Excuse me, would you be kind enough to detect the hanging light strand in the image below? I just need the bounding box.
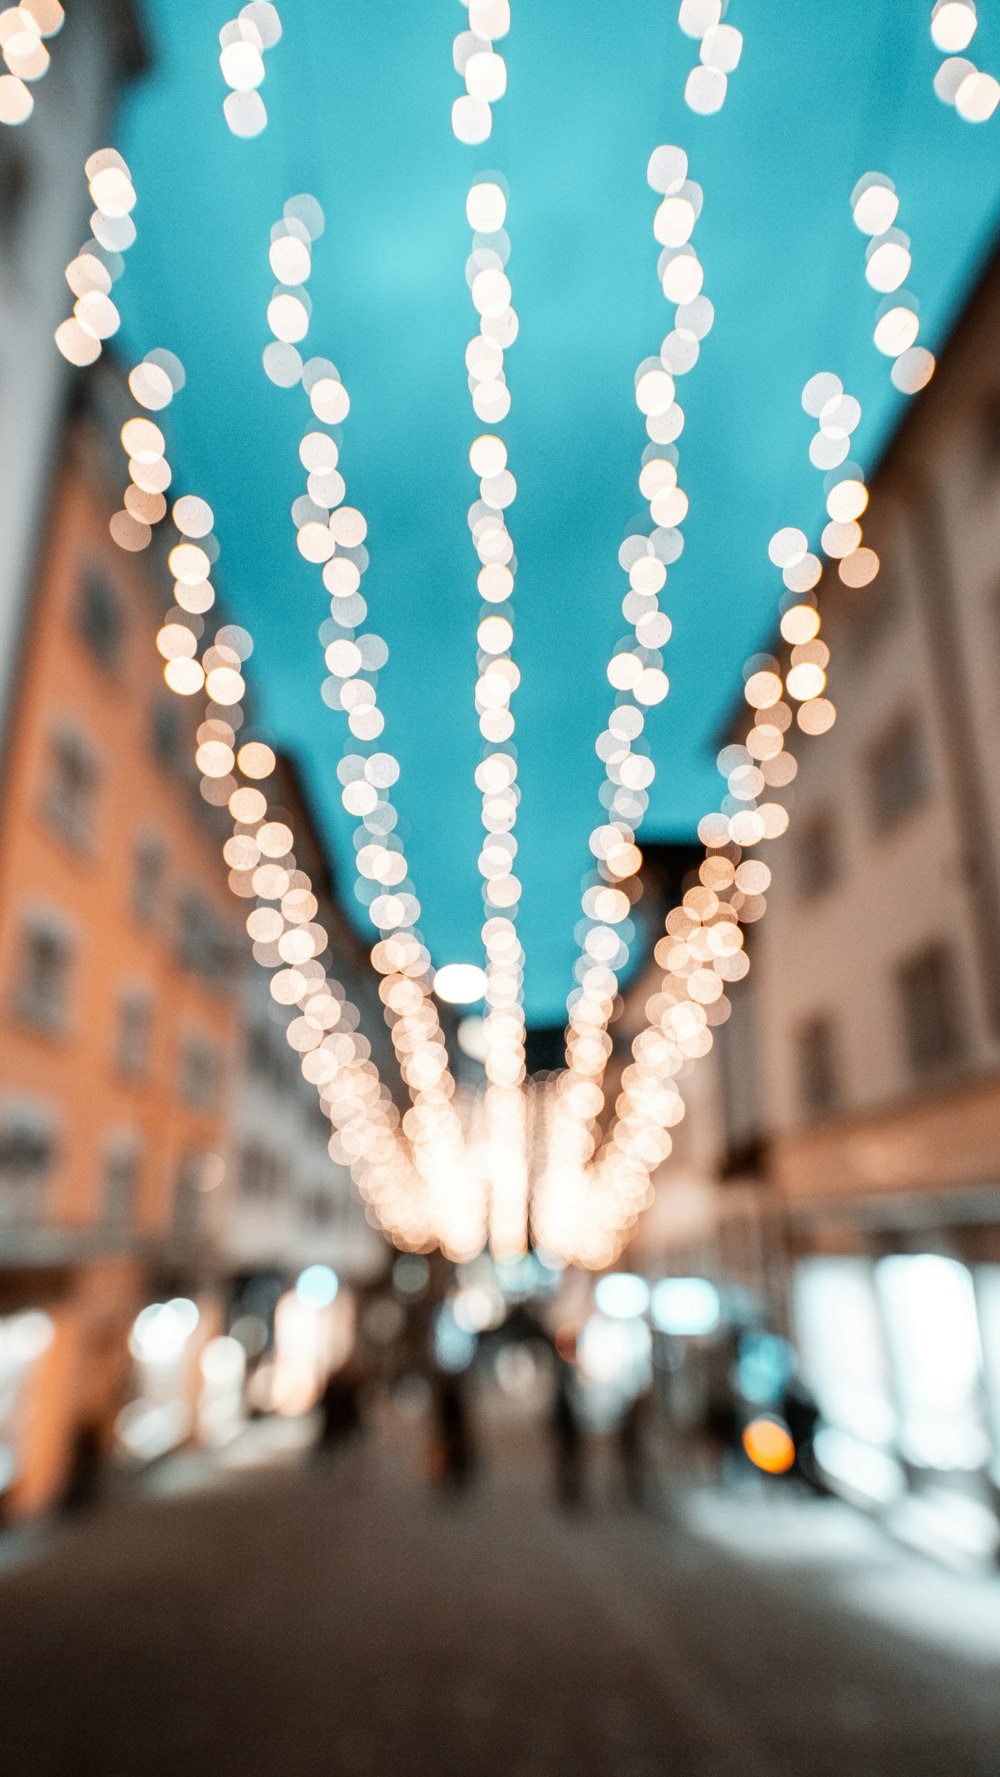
[55,147,139,369]
[104,359,437,1252]
[260,198,476,1250]
[462,169,529,1253]
[451,0,510,146]
[930,2,999,121]
[219,2,282,139]
[678,0,743,116]
[0,0,63,128]
[850,173,937,395]
[557,145,711,1169]
[540,379,873,1267]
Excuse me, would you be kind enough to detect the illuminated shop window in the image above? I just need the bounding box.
[877,1254,989,1472]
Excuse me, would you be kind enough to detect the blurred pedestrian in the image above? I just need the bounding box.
[317,1359,365,1458]
[702,1333,741,1480]
[62,1421,105,1513]
[429,1371,477,1494]
[781,1373,822,1493]
[550,1360,586,1509]
[616,1386,652,1509]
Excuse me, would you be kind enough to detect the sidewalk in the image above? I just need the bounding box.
[1,1420,998,1776]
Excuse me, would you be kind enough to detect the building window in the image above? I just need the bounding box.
[0,134,31,253]
[0,1100,56,1224]
[239,1143,284,1201]
[43,726,100,849]
[896,943,966,1078]
[13,917,74,1034]
[132,836,167,925]
[868,713,929,834]
[75,565,125,672]
[150,699,183,770]
[103,1135,140,1238]
[797,1016,840,1117]
[115,986,153,1082]
[172,1153,205,1245]
[177,890,232,984]
[797,808,839,899]
[247,1019,295,1089]
[180,1035,220,1111]
[303,1189,336,1226]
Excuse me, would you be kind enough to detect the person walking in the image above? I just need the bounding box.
[550,1360,586,1509]
[430,1371,477,1494]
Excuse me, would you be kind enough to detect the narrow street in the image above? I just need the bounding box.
[2,1421,998,1777]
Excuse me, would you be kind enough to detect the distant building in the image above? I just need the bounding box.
[708,248,1000,1537]
[0,0,145,761]
[0,371,244,1517]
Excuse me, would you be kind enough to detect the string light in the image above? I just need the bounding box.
[930,3,999,121]
[850,175,936,394]
[55,149,140,368]
[0,1,63,127]
[74,135,441,1258]
[541,378,871,1269]
[678,1,742,116]
[455,0,527,1257]
[104,354,441,1255]
[259,196,479,1255]
[451,0,510,145]
[49,47,987,1272]
[219,3,281,138]
[557,144,710,1184]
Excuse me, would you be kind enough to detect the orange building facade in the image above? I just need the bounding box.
[0,399,245,1517]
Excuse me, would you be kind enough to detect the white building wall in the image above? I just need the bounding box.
[746,383,1000,1138]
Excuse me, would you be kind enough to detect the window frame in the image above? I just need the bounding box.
[795,1013,841,1119]
[13,910,75,1036]
[867,709,930,837]
[42,722,101,852]
[895,940,967,1080]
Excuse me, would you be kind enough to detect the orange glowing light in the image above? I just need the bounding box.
[742,1416,795,1475]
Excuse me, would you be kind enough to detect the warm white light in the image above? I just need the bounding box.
[865,232,911,293]
[930,0,977,52]
[434,963,488,1004]
[873,302,919,357]
[466,180,507,232]
[955,69,1000,120]
[851,173,899,235]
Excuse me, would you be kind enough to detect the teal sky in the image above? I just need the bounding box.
[117,1,1000,1022]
